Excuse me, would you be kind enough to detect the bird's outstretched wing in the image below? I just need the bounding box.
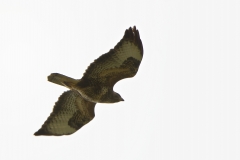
[34,90,96,136]
[81,26,143,87]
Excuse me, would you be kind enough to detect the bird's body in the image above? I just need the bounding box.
[34,26,143,136]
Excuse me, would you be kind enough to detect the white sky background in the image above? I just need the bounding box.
[0,0,240,159]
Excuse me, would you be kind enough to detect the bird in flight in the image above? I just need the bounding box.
[34,26,143,136]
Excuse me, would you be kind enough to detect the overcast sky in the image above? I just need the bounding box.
[0,0,240,160]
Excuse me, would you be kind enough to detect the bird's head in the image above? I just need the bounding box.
[111,92,124,103]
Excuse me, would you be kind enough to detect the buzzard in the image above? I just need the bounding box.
[34,26,143,136]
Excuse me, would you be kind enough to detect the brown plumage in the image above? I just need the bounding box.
[34,90,95,136]
[34,26,143,136]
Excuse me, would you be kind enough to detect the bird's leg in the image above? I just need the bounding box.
[48,73,78,89]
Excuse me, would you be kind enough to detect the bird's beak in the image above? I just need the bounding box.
[120,97,124,101]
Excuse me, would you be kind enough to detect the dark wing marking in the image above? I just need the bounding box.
[81,26,143,87]
[34,90,96,136]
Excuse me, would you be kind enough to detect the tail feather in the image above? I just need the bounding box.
[48,73,78,89]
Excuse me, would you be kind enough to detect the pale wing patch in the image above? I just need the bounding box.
[43,109,77,135]
[34,90,95,136]
[88,42,141,77]
[115,41,142,63]
[110,41,142,68]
